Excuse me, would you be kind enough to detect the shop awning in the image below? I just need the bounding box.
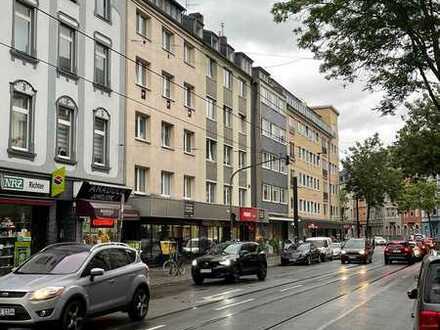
[0,197,55,206]
[76,200,140,220]
[269,216,293,222]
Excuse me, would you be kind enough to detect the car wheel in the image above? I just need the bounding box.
[128,286,149,321]
[281,258,288,266]
[192,273,204,285]
[60,299,86,330]
[320,255,325,263]
[257,265,267,281]
[408,258,414,265]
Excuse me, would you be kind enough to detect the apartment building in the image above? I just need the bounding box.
[124,0,253,263]
[0,0,128,269]
[401,210,422,237]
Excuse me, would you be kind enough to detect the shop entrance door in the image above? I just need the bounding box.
[31,206,49,254]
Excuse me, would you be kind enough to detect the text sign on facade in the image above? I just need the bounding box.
[240,207,258,222]
[184,201,195,217]
[0,174,50,194]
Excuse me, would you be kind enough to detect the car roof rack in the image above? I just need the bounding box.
[90,242,130,251]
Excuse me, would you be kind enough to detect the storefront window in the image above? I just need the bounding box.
[81,217,118,245]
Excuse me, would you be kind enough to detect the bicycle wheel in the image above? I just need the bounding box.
[175,263,186,276]
[162,260,174,275]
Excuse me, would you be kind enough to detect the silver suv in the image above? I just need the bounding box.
[0,242,150,330]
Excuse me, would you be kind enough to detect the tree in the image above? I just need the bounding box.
[397,180,440,237]
[272,1,440,115]
[342,134,402,238]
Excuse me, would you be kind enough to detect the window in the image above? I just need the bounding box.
[239,188,247,207]
[239,79,246,97]
[280,189,286,204]
[183,130,194,154]
[224,69,232,89]
[224,106,232,128]
[183,176,193,199]
[223,185,231,205]
[161,122,173,148]
[136,11,150,38]
[136,58,150,88]
[135,166,147,193]
[162,72,173,99]
[206,97,216,120]
[161,171,173,197]
[206,182,216,204]
[271,154,280,172]
[95,42,110,87]
[93,108,110,167]
[184,42,195,66]
[135,113,149,141]
[184,83,194,108]
[58,24,76,73]
[239,114,247,134]
[162,28,174,53]
[13,0,35,56]
[206,139,217,161]
[96,0,111,20]
[262,152,271,169]
[56,105,74,160]
[239,151,246,168]
[280,159,287,174]
[10,89,33,152]
[207,57,216,78]
[109,249,131,269]
[272,187,280,203]
[224,145,232,166]
[262,119,271,137]
[263,184,271,202]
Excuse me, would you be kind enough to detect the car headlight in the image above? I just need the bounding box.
[341,250,346,255]
[219,259,232,266]
[192,259,198,267]
[359,249,365,255]
[30,287,64,301]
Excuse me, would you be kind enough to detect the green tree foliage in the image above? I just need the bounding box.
[397,180,440,236]
[272,1,440,114]
[342,134,402,237]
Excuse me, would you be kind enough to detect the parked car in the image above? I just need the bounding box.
[408,255,440,329]
[280,243,321,265]
[183,238,214,256]
[0,242,150,330]
[409,241,423,260]
[373,236,387,246]
[306,237,333,262]
[340,238,374,264]
[384,240,415,265]
[191,242,267,285]
[331,242,342,259]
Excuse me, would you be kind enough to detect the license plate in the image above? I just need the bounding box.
[200,269,212,274]
[0,308,15,317]
[393,250,401,253]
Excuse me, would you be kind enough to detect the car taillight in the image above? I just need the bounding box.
[420,310,440,330]
[404,247,410,253]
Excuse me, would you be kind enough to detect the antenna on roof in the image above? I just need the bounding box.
[185,0,199,10]
[219,22,225,36]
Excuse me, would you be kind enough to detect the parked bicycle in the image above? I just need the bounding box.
[162,250,186,276]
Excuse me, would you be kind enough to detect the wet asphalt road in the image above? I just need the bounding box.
[80,246,419,330]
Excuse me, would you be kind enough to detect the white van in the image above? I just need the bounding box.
[306,237,333,262]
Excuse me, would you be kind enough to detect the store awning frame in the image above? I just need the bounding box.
[76,200,140,221]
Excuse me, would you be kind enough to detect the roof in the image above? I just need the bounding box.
[312,105,340,116]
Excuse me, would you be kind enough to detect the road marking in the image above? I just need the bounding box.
[145,325,166,330]
[202,289,243,300]
[280,285,303,292]
[214,298,255,311]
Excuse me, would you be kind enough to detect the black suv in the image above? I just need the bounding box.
[191,242,267,285]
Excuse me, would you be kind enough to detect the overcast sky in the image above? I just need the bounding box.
[179,0,405,158]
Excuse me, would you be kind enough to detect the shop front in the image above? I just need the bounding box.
[301,218,342,240]
[0,171,54,275]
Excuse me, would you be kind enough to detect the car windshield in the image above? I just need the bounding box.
[297,243,310,252]
[308,240,325,248]
[222,244,242,255]
[16,245,90,275]
[343,239,365,249]
[332,243,341,248]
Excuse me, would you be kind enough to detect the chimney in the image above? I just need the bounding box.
[189,13,204,25]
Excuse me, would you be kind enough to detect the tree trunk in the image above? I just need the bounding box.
[366,205,371,239]
[427,212,433,238]
[356,198,360,238]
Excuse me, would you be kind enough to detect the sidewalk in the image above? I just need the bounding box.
[149,255,281,288]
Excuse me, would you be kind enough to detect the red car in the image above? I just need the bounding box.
[384,241,415,265]
[423,238,434,249]
[417,241,429,257]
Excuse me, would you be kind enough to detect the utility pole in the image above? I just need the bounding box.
[356,197,360,238]
[292,177,299,240]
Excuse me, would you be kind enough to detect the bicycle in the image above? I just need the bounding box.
[162,251,186,276]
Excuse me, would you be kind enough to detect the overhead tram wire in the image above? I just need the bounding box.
[32,5,292,145]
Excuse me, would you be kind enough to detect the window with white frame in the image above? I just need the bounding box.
[136,10,150,38]
[93,108,110,167]
[183,175,193,199]
[239,79,246,97]
[58,23,76,73]
[206,97,216,120]
[206,182,216,204]
[161,122,173,148]
[262,184,271,202]
[135,166,147,193]
[95,42,110,87]
[279,158,287,174]
[183,129,194,154]
[136,58,150,88]
[162,72,173,99]
[14,0,35,56]
[184,83,194,108]
[280,189,286,204]
[206,139,217,161]
[262,118,271,137]
[239,188,247,207]
[271,154,280,172]
[135,113,149,141]
[239,151,246,168]
[207,57,216,78]
[223,68,232,89]
[56,103,75,160]
[224,145,232,166]
[262,152,271,169]
[223,185,231,205]
[162,28,174,53]
[10,84,34,153]
[184,42,195,66]
[96,0,111,20]
[161,171,173,197]
[223,106,232,128]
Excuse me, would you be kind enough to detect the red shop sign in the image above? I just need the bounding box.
[239,208,258,222]
[92,217,115,228]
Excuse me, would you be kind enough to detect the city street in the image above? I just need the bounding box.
[78,247,418,330]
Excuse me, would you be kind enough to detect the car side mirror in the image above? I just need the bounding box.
[239,250,249,257]
[407,288,418,300]
[90,268,105,281]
